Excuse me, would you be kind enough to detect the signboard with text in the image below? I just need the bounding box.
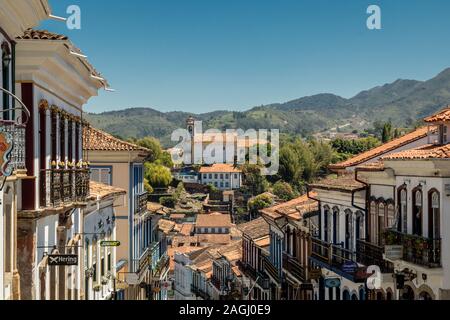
[48,254,78,266]
[100,241,121,247]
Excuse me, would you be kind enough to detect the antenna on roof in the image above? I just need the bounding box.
[70,51,88,58]
[49,14,67,22]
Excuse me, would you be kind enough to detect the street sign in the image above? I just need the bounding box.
[125,274,140,285]
[48,254,78,266]
[324,278,341,288]
[342,261,358,274]
[100,240,121,247]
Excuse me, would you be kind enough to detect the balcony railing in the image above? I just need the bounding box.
[211,276,222,291]
[311,237,365,282]
[136,247,150,279]
[39,168,90,208]
[282,252,306,282]
[262,255,280,283]
[153,252,169,277]
[0,88,30,179]
[0,121,26,174]
[135,192,148,215]
[237,261,270,290]
[356,239,394,273]
[384,229,441,268]
[191,284,209,300]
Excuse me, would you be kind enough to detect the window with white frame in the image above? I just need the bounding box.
[90,167,112,185]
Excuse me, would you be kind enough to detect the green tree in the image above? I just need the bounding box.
[144,178,154,194]
[382,122,393,143]
[242,164,269,196]
[145,163,173,189]
[248,193,274,216]
[155,151,174,168]
[278,146,302,184]
[137,137,162,163]
[272,181,296,201]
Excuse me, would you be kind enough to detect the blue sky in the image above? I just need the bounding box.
[40,0,450,114]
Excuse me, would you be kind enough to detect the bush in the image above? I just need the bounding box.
[272,181,296,201]
[160,196,176,208]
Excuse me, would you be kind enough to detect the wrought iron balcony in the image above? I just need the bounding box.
[237,261,270,290]
[356,239,394,273]
[136,247,150,279]
[0,120,26,174]
[262,255,280,283]
[282,252,306,282]
[311,237,365,282]
[135,191,148,215]
[191,284,209,300]
[39,168,90,209]
[0,88,30,180]
[211,276,222,291]
[384,229,441,268]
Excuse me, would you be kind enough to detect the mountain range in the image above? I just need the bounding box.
[86,68,450,147]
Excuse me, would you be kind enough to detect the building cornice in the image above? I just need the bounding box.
[0,0,50,38]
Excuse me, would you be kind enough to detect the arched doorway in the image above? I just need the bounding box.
[401,285,415,300]
[343,290,350,300]
[419,291,433,300]
[386,290,393,300]
[376,291,385,300]
[351,293,358,300]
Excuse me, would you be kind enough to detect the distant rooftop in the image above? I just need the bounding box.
[83,126,150,153]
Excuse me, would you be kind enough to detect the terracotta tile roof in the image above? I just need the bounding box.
[168,246,203,271]
[158,219,176,234]
[195,212,232,228]
[83,126,150,153]
[254,236,270,249]
[147,202,172,215]
[197,234,231,245]
[424,106,450,123]
[88,181,126,200]
[17,29,68,40]
[329,127,432,170]
[356,161,386,171]
[170,214,186,220]
[261,193,318,221]
[199,164,242,173]
[180,224,194,236]
[382,143,450,160]
[237,217,270,240]
[309,174,366,192]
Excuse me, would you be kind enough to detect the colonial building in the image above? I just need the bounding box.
[14,28,107,300]
[237,217,271,300]
[82,181,125,300]
[210,241,242,300]
[0,0,51,300]
[83,126,156,300]
[199,164,242,190]
[357,107,450,300]
[260,194,318,300]
[307,109,450,300]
